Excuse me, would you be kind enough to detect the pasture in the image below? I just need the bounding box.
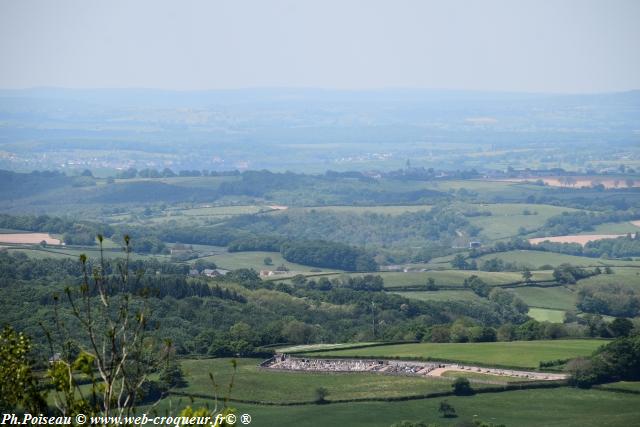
[289,205,433,215]
[152,387,640,427]
[527,308,566,323]
[576,267,640,287]
[477,250,639,268]
[196,250,339,273]
[371,270,553,289]
[464,203,579,240]
[179,358,460,404]
[393,290,483,303]
[307,340,607,369]
[509,286,577,311]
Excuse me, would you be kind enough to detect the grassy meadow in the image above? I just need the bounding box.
[151,385,640,427]
[307,340,607,369]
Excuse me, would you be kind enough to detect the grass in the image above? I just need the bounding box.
[289,205,433,215]
[440,371,526,383]
[151,387,640,427]
[577,221,640,235]
[577,267,640,287]
[276,343,379,353]
[465,203,580,240]
[179,358,458,403]
[393,290,484,302]
[527,308,566,323]
[596,381,640,392]
[510,286,577,311]
[307,340,607,369]
[477,250,640,268]
[195,251,339,273]
[365,270,553,289]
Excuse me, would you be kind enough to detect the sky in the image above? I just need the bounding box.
[0,0,639,93]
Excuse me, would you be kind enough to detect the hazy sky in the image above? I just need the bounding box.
[1,0,639,93]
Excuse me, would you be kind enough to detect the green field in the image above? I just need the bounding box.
[576,267,640,287]
[308,340,607,369]
[179,358,459,403]
[440,370,526,383]
[371,270,553,289]
[195,250,339,273]
[466,203,580,240]
[527,308,566,323]
[478,250,640,268]
[289,205,433,215]
[510,286,577,310]
[596,381,640,393]
[151,387,640,427]
[276,343,380,353]
[393,290,484,302]
[577,221,640,235]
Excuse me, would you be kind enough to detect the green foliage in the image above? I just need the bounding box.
[159,359,188,389]
[577,282,640,317]
[452,377,474,395]
[315,386,329,403]
[438,400,457,418]
[280,240,377,271]
[0,326,47,413]
[569,335,640,387]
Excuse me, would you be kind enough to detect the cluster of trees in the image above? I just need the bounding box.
[115,167,240,179]
[539,210,640,237]
[280,240,377,272]
[577,282,640,317]
[0,214,112,247]
[569,335,640,387]
[552,264,598,284]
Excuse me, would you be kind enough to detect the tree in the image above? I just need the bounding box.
[159,359,188,389]
[522,268,532,283]
[42,236,168,419]
[610,318,634,338]
[315,387,329,403]
[452,377,474,395]
[451,254,469,270]
[0,326,47,413]
[263,256,273,266]
[438,400,457,418]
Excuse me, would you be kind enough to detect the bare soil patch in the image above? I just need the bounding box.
[0,233,62,245]
[500,177,638,189]
[529,234,624,246]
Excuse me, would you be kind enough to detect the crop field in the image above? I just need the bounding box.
[509,286,577,310]
[0,232,61,245]
[307,340,607,369]
[150,387,640,427]
[392,290,484,302]
[527,307,566,323]
[477,250,640,268]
